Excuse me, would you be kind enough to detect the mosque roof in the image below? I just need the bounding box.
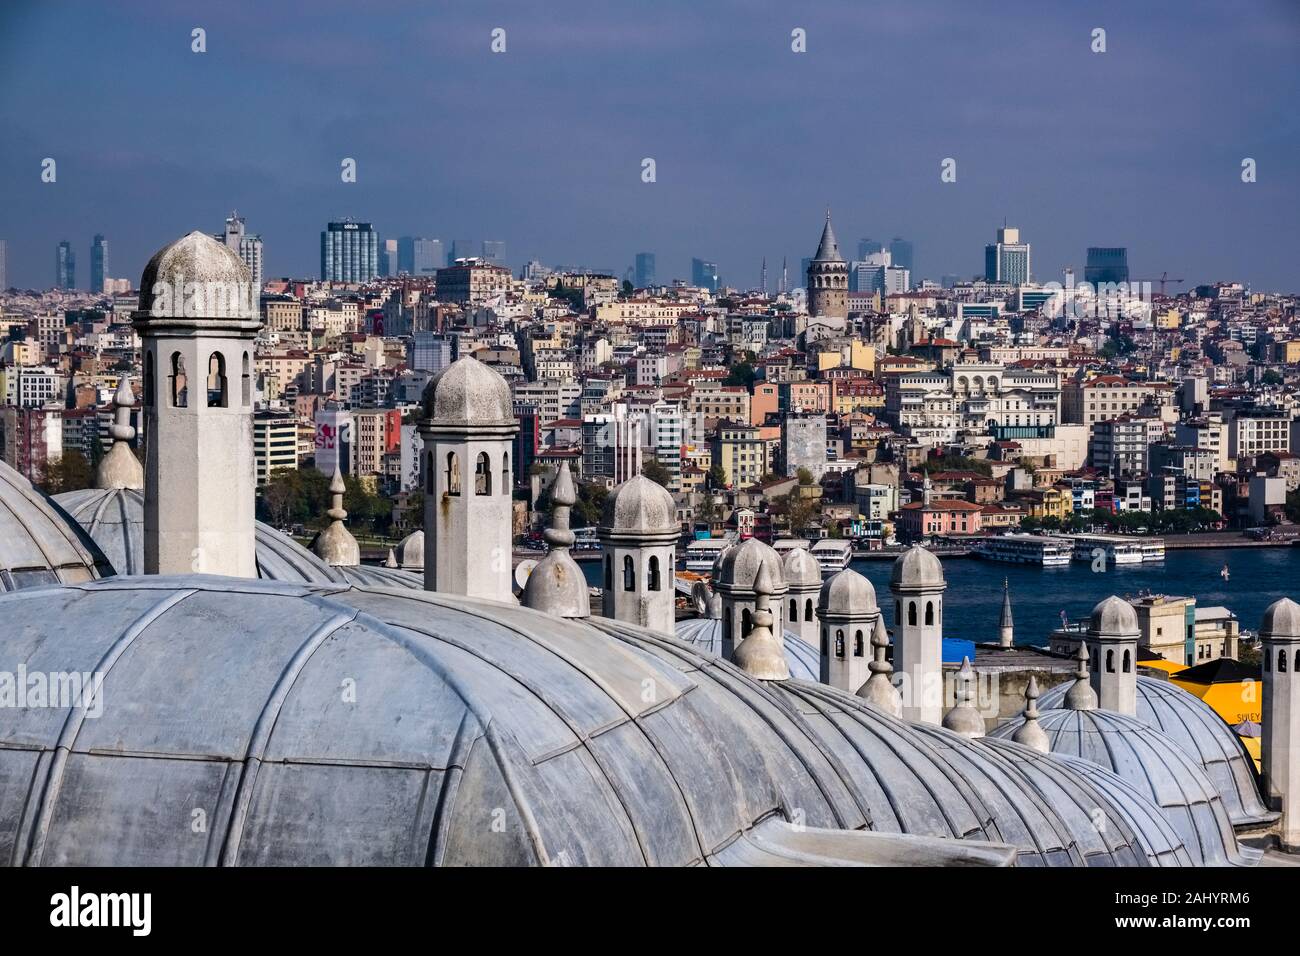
[0,461,110,591]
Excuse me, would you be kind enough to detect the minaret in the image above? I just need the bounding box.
[732,561,789,681]
[998,578,1014,648]
[597,474,677,634]
[1087,595,1139,715]
[96,377,143,491]
[806,209,848,319]
[890,545,946,724]
[419,356,518,601]
[312,466,360,566]
[942,657,984,738]
[1261,598,1300,850]
[816,567,877,693]
[780,257,788,295]
[522,462,590,619]
[759,256,768,296]
[781,547,822,648]
[134,231,260,576]
[1011,677,1049,753]
[857,614,902,717]
[1064,642,1099,711]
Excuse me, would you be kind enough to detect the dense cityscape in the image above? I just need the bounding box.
[4,2,1300,902]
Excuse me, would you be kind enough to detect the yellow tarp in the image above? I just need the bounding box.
[1140,659,1188,676]
[1169,677,1262,726]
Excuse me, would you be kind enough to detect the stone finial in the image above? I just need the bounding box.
[1011,676,1050,753]
[312,466,361,566]
[1064,641,1099,711]
[942,657,985,738]
[732,560,790,681]
[521,462,590,618]
[857,613,902,717]
[95,376,144,491]
[385,548,398,568]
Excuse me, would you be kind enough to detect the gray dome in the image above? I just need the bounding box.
[673,617,819,681]
[1090,595,1139,635]
[890,545,944,590]
[394,529,424,570]
[782,547,822,590]
[1,461,109,591]
[818,568,877,616]
[989,707,1260,866]
[1262,597,1300,638]
[714,537,786,594]
[0,574,992,867]
[136,230,256,321]
[1038,675,1273,828]
[420,356,514,426]
[599,475,676,541]
[52,486,421,589]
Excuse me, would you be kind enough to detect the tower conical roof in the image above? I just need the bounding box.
[813,210,844,262]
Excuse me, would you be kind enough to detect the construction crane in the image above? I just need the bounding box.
[1132,272,1184,296]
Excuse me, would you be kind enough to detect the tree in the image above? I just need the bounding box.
[917,455,992,477]
[1261,369,1283,387]
[723,360,756,390]
[706,463,728,490]
[796,466,814,486]
[38,450,94,495]
[641,459,672,488]
[621,279,634,296]
[1019,516,1042,532]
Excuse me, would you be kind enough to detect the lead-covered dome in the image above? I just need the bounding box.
[890,544,944,590]
[136,231,257,321]
[818,568,877,615]
[0,461,109,591]
[1090,595,1139,635]
[714,537,786,594]
[599,475,676,541]
[782,547,822,590]
[989,706,1260,866]
[673,617,820,681]
[1038,675,1273,827]
[420,356,514,426]
[1262,597,1300,637]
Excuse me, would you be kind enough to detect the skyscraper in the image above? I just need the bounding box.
[858,239,886,260]
[481,240,505,264]
[1085,247,1130,285]
[217,212,264,295]
[320,220,379,283]
[984,226,1031,285]
[398,237,443,276]
[691,257,718,293]
[380,239,400,277]
[634,252,655,288]
[55,241,75,290]
[449,239,474,265]
[890,237,914,275]
[0,240,7,291]
[91,234,108,293]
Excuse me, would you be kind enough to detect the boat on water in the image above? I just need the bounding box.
[683,536,733,572]
[771,538,811,559]
[974,533,1072,567]
[810,538,853,575]
[1068,533,1148,566]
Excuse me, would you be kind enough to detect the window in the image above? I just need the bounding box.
[648,555,661,592]
[241,352,252,405]
[475,452,492,495]
[835,629,844,658]
[170,352,188,407]
[604,555,613,591]
[1123,649,1131,673]
[1280,650,1288,673]
[1106,649,1115,673]
[853,630,864,657]
[207,352,227,408]
[805,598,814,622]
[445,452,461,496]
[908,602,917,627]
[742,608,752,636]
[789,599,798,622]
[501,452,510,495]
[925,601,934,626]
[623,555,635,592]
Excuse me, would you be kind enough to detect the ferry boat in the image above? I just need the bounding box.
[974,534,1072,567]
[1139,538,1166,563]
[810,539,853,575]
[1068,534,1146,566]
[684,537,733,572]
[771,538,811,559]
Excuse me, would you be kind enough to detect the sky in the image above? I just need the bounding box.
[2,0,1299,292]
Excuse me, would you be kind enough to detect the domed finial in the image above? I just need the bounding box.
[942,657,985,738]
[312,466,360,566]
[732,560,790,681]
[522,462,590,618]
[1064,641,1098,711]
[94,376,144,490]
[857,613,902,716]
[1011,676,1050,753]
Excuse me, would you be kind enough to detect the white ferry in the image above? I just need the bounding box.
[772,538,811,559]
[810,539,853,575]
[974,534,1072,567]
[684,537,733,572]
[1139,538,1166,563]
[1068,534,1146,566]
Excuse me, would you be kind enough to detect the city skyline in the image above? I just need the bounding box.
[1,1,1298,291]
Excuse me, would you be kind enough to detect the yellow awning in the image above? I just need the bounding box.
[1169,677,1262,726]
[1140,659,1188,676]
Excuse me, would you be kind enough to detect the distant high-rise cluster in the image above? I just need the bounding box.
[321,220,378,283]
[984,226,1031,285]
[90,234,108,293]
[55,240,75,290]
[634,252,655,288]
[691,257,718,293]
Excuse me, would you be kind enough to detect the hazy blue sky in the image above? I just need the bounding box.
[2,0,1298,291]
